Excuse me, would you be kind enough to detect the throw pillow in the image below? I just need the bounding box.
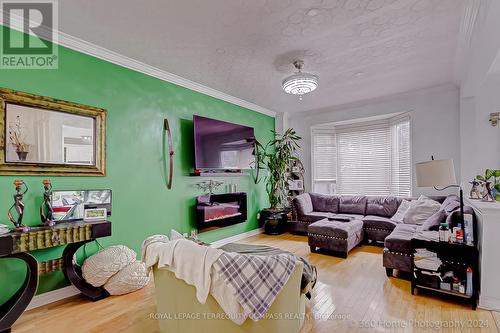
[390,199,411,223]
[421,209,446,231]
[403,196,441,225]
[82,245,136,287]
[103,260,150,295]
[170,229,185,240]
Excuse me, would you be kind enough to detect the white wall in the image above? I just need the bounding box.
[459,0,500,183]
[288,84,460,197]
[460,74,500,183]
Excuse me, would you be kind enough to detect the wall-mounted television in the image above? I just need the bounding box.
[194,115,255,170]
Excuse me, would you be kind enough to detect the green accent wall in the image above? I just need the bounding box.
[0,26,274,304]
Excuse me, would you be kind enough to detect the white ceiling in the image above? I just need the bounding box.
[58,0,466,114]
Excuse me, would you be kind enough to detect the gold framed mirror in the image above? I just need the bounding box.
[0,88,106,176]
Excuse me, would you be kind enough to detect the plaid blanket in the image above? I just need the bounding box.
[214,252,297,321]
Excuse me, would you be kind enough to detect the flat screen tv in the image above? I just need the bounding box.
[194,115,255,170]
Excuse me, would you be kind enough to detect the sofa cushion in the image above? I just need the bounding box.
[441,195,459,208]
[403,196,441,225]
[391,199,411,223]
[362,215,397,231]
[301,212,330,223]
[384,224,419,254]
[339,195,367,215]
[309,193,340,213]
[308,219,364,239]
[421,209,446,231]
[294,193,313,216]
[366,196,401,218]
[445,205,473,226]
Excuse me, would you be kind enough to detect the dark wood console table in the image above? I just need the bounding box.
[0,220,111,333]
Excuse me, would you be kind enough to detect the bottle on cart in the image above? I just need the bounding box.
[466,267,473,296]
[439,223,450,242]
[456,223,464,244]
[464,213,474,245]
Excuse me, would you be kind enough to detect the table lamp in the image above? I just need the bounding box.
[415,157,464,227]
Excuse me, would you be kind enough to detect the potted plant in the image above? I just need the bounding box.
[475,169,500,202]
[254,128,301,234]
[8,115,29,161]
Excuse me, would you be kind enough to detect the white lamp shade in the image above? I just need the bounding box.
[415,159,457,187]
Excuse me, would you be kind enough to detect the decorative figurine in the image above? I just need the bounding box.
[475,169,500,202]
[40,179,55,226]
[482,181,495,202]
[469,179,482,199]
[8,180,29,231]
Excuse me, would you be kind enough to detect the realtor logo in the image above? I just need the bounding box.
[1,0,58,69]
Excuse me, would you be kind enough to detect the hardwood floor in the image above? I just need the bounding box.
[13,233,500,333]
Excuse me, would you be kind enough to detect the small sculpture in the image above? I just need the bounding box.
[8,180,29,231]
[195,180,224,195]
[469,179,482,199]
[40,179,55,226]
[482,181,495,202]
[475,169,500,202]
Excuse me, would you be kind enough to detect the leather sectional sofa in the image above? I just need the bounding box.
[291,193,472,276]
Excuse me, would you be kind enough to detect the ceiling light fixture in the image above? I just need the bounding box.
[282,60,319,100]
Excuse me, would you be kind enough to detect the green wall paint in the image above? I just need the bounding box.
[0,26,274,304]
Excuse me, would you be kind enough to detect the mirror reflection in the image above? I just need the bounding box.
[5,103,95,165]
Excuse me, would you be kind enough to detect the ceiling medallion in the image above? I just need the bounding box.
[282,60,319,100]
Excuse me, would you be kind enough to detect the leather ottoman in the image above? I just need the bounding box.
[307,218,364,258]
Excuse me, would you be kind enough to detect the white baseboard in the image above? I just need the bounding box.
[210,228,263,248]
[26,285,80,311]
[26,228,263,311]
[479,296,500,312]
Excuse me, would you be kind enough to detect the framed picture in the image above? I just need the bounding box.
[83,208,107,221]
[288,179,304,191]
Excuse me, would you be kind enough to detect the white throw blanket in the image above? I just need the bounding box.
[143,238,224,304]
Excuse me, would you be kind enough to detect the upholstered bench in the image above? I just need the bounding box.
[307,218,364,258]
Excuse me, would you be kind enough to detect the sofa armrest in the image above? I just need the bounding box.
[153,261,305,333]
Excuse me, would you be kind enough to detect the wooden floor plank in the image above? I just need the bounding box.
[12,233,498,333]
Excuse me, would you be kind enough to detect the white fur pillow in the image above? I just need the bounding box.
[391,200,411,223]
[403,196,441,225]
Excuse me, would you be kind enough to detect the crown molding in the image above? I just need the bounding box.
[0,16,276,117]
[57,32,276,117]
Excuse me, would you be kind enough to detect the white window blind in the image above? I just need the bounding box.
[336,122,391,195]
[311,129,336,194]
[312,115,412,197]
[390,116,411,197]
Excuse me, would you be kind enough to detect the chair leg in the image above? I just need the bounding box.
[385,267,393,277]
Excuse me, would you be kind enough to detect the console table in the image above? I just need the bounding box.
[0,220,112,333]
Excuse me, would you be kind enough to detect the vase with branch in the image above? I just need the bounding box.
[254,128,301,234]
[9,115,30,161]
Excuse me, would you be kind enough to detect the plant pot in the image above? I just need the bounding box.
[259,209,288,235]
[16,151,28,161]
